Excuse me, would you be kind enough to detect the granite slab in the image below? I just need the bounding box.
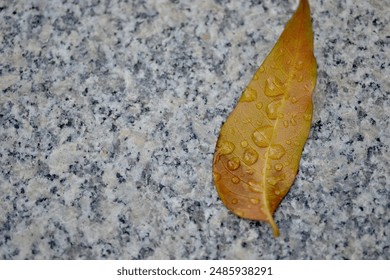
[0,0,389,259]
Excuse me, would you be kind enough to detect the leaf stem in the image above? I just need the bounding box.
[269,217,280,237]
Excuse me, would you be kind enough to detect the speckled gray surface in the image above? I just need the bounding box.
[0,0,389,259]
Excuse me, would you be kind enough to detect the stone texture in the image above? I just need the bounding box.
[0,0,389,259]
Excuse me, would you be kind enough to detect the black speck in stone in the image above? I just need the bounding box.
[158,183,165,192]
[357,108,367,119]
[118,215,127,224]
[45,173,59,181]
[367,146,381,161]
[110,123,117,132]
[29,14,43,29]
[35,197,48,206]
[37,160,50,176]
[48,239,56,249]
[128,116,136,124]
[137,247,154,259]
[116,172,126,183]
[325,80,338,96]
[133,61,141,73]
[313,120,322,132]
[300,231,310,243]
[346,139,353,145]
[31,246,39,255]
[249,221,261,229]
[4,235,11,242]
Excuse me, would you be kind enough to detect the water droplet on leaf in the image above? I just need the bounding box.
[269,144,286,160]
[227,157,241,171]
[243,148,259,165]
[240,87,257,102]
[266,100,281,120]
[232,177,240,184]
[240,140,248,148]
[251,126,273,148]
[220,141,235,155]
[250,198,260,205]
[274,163,283,171]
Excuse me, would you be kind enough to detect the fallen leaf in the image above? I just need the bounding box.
[212,0,317,237]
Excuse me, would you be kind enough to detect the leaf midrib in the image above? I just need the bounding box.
[261,4,307,234]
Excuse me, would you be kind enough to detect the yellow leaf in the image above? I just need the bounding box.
[212,0,317,237]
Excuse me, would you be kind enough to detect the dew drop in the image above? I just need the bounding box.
[267,174,286,186]
[231,198,238,204]
[250,198,260,205]
[251,126,272,148]
[235,210,244,217]
[266,100,281,120]
[269,144,286,160]
[243,117,252,124]
[286,140,291,145]
[227,157,240,171]
[243,148,259,165]
[240,87,257,102]
[265,78,284,97]
[267,177,279,186]
[278,113,284,119]
[290,96,298,104]
[304,113,312,121]
[274,76,285,87]
[232,176,240,184]
[213,172,221,181]
[245,168,255,175]
[283,120,289,128]
[216,138,222,148]
[266,77,275,90]
[274,163,283,171]
[240,140,248,148]
[274,190,281,195]
[290,118,297,126]
[295,60,304,70]
[259,65,265,73]
[256,102,263,109]
[297,74,303,82]
[248,180,262,193]
[219,141,235,155]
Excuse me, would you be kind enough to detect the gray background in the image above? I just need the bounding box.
[0,0,389,259]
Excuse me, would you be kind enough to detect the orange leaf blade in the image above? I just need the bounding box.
[213,0,317,237]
